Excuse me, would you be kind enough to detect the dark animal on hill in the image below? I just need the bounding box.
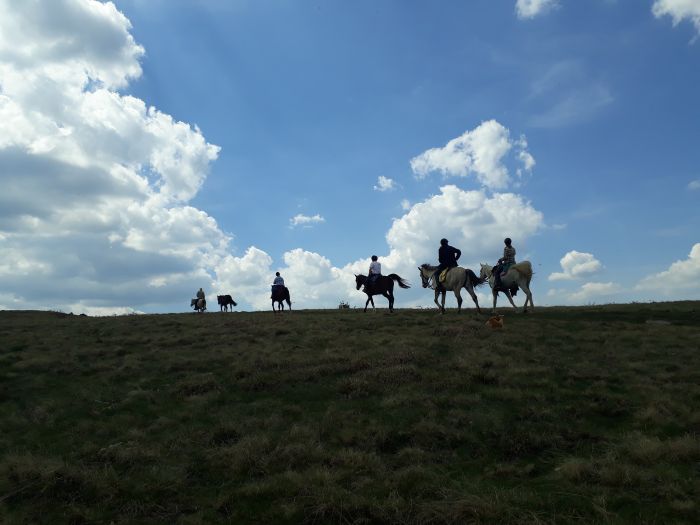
[354,274,410,313]
[271,286,291,312]
[217,294,237,312]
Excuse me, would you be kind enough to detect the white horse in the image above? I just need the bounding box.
[418,264,485,314]
[479,262,534,313]
[190,298,206,313]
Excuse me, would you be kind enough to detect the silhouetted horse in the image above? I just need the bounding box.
[217,294,237,312]
[418,264,485,314]
[355,274,410,313]
[271,286,291,312]
[190,298,206,312]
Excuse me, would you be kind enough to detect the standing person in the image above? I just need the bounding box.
[364,255,382,292]
[494,237,516,290]
[271,272,284,295]
[196,287,206,310]
[435,238,461,286]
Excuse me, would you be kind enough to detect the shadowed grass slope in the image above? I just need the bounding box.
[0,302,699,524]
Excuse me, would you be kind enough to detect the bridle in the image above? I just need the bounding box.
[418,267,438,290]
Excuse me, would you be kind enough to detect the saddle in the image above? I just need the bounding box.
[439,268,451,283]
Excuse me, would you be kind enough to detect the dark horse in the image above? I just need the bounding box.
[271,286,291,312]
[355,274,410,313]
[217,294,237,312]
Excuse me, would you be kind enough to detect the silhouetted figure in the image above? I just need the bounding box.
[434,238,461,287]
[493,238,516,290]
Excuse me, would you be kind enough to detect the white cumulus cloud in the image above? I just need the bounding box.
[374,175,396,192]
[289,213,325,228]
[214,246,356,311]
[568,282,621,303]
[409,120,535,190]
[653,0,700,34]
[0,0,225,314]
[384,185,544,272]
[516,0,559,19]
[549,250,603,281]
[636,243,700,293]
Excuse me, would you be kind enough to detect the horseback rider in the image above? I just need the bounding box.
[195,287,206,310]
[435,238,461,287]
[493,237,516,290]
[364,255,382,292]
[271,272,285,296]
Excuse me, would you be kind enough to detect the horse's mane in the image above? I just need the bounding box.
[420,263,437,271]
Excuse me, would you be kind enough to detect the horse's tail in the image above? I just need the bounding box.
[464,268,487,289]
[387,273,411,289]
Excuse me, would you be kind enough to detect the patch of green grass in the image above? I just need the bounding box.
[0,303,699,523]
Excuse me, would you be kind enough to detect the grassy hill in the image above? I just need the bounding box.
[1,303,699,524]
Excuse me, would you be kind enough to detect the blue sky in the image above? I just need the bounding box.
[1,0,699,313]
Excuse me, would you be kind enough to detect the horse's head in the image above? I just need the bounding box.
[354,274,364,290]
[418,265,432,288]
[479,263,492,280]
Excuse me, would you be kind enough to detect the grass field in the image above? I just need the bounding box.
[1,302,699,524]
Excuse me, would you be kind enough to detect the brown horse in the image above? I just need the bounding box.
[217,294,237,312]
[271,286,291,312]
[355,274,410,313]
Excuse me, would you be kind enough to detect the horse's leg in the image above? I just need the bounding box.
[364,294,371,312]
[491,288,498,313]
[465,283,481,313]
[440,290,446,314]
[504,289,518,310]
[433,290,441,311]
[454,289,463,313]
[383,291,393,312]
[520,280,534,312]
